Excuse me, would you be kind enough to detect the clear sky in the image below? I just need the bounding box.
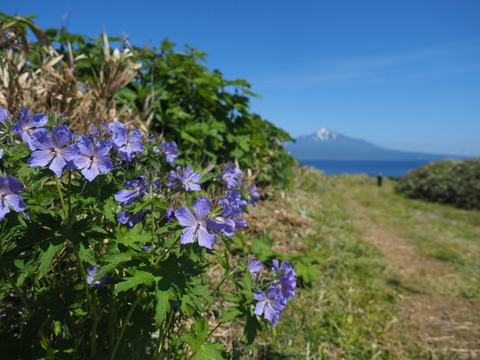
[3,0,480,156]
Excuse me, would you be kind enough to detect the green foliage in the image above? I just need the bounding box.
[120,38,295,188]
[0,12,295,189]
[0,107,300,359]
[396,158,480,209]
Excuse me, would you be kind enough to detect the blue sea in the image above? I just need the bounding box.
[300,159,439,177]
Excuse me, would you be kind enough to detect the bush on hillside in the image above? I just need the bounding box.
[396,158,480,209]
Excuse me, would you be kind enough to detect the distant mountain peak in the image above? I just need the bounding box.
[315,128,338,141]
[298,128,339,142]
[286,128,455,160]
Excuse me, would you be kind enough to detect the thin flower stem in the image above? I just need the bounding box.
[150,203,155,250]
[205,267,240,312]
[72,243,99,355]
[154,309,175,359]
[54,176,68,222]
[110,287,145,360]
[206,322,221,342]
[67,171,72,225]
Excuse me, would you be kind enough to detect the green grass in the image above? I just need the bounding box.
[251,171,399,359]
[246,168,480,359]
[351,180,480,300]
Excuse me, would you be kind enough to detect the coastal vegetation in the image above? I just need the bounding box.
[1,13,479,359]
[396,158,480,210]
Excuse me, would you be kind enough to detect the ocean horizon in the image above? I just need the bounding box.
[300,159,444,177]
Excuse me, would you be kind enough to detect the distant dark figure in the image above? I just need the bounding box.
[377,173,383,187]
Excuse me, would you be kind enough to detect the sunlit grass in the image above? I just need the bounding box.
[246,168,480,359]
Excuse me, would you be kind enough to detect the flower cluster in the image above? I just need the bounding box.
[248,258,297,327]
[0,175,26,221]
[0,108,183,220]
[114,176,151,228]
[221,163,242,189]
[1,106,295,330]
[153,140,179,165]
[167,166,201,191]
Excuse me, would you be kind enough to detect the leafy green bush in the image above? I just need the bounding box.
[0,108,297,359]
[396,158,480,209]
[0,13,295,189]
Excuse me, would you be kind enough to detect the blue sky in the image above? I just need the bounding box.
[4,0,480,156]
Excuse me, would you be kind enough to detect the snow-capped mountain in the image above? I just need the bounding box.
[286,128,455,160]
[298,128,339,142]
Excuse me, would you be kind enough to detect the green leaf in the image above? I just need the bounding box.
[114,270,156,294]
[154,290,170,327]
[37,243,62,277]
[219,307,243,323]
[192,343,225,360]
[115,225,151,246]
[244,313,262,345]
[250,235,274,262]
[78,243,95,265]
[104,252,133,265]
[180,130,200,145]
[114,87,138,103]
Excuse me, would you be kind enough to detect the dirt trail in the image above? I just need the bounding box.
[344,188,480,359]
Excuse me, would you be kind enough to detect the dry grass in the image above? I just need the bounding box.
[0,17,146,134]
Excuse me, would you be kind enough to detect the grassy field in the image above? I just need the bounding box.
[243,167,480,359]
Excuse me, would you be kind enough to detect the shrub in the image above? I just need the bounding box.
[0,13,295,189]
[0,108,297,359]
[396,158,480,209]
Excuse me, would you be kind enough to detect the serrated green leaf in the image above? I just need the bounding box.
[78,243,95,265]
[37,243,62,277]
[103,200,116,222]
[244,313,262,345]
[115,225,151,246]
[104,252,133,265]
[192,343,225,360]
[114,270,156,294]
[219,307,243,323]
[154,290,170,327]
[180,130,199,145]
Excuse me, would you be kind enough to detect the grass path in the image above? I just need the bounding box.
[342,179,480,359]
[245,169,479,359]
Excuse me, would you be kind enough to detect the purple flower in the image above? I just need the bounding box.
[250,185,260,207]
[88,124,99,140]
[213,191,248,236]
[0,108,12,129]
[71,135,114,182]
[254,287,286,327]
[174,197,218,249]
[155,141,179,165]
[12,108,48,150]
[276,273,297,300]
[114,176,150,206]
[117,210,147,228]
[86,266,109,288]
[0,149,3,159]
[27,126,79,178]
[109,121,144,161]
[164,208,175,223]
[247,258,264,279]
[221,163,242,189]
[0,175,26,221]
[272,260,295,276]
[180,166,201,191]
[272,260,297,300]
[168,166,201,191]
